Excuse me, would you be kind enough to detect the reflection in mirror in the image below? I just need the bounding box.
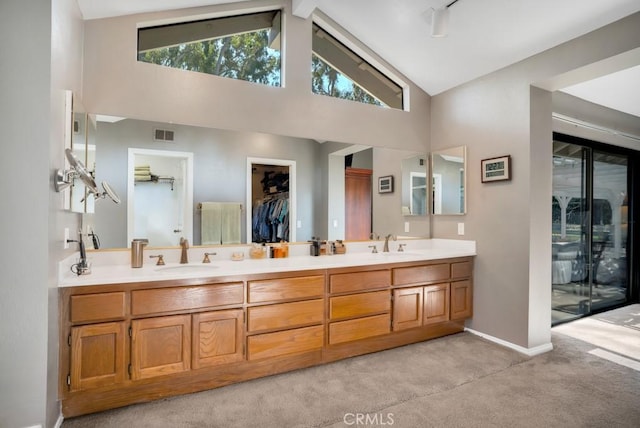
[127,148,193,247]
[88,117,329,249]
[431,146,466,215]
[401,155,428,216]
[70,111,97,213]
[84,115,427,250]
[247,158,296,244]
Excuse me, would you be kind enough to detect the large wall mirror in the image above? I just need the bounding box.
[81,115,427,249]
[431,146,467,215]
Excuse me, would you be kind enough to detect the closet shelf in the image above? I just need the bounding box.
[134,176,175,190]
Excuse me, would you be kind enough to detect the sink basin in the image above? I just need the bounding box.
[155,264,219,273]
[378,252,421,257]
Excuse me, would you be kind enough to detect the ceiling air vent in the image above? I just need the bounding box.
[154,128,175,142]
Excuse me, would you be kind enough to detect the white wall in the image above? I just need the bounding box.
[432,12,640,350]
[0,0,84,426]
[48,1,86,426]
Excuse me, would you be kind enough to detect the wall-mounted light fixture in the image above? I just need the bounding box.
[431,0,460,38]
[55,148,120,203]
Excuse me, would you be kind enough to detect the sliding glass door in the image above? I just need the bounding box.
[552,137,630,325]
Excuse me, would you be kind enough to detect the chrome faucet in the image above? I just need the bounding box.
[383,234,395,253]
[180,237,189,264]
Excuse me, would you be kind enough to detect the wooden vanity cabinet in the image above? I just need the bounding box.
[450,280,472,320]
[450,260,473,320]
[423,283,450,325]
[192,309,244,369]
[246,274,325,360]
[60,280,247,415]
[392,283,450,331]
[65,291,128,392]
[130,314,191,380]
[327,269,391,345]
[392,258,473,331]
[60,258,473,418]
[69,321,127,391]
[391,286,423,331]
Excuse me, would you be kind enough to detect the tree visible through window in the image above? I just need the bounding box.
[311,23,404,110]
[137,11,281,87]
[311,56,383,107]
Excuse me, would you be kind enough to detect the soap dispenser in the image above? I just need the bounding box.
[131,239,149,268]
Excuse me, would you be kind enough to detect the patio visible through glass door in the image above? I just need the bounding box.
[551,140,629,325]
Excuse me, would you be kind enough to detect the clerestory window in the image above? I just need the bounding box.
[311,23,404,110]
[137,11,282,87]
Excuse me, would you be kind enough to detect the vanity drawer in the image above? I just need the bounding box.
[131,283,243,315]
[70,292,126,323]
[329,290,390,321]
[248,275,324,303]
[329,313,391,345]
[451,260,472,279]
[247,325,324,360]
[329,270,390,294]
[247,299,324,333]
[392,264,450,285]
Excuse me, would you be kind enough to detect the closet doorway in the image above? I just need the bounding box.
[246,157,296,243]
[551,133,633,325]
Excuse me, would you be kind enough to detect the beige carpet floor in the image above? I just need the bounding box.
[62,315,640,428]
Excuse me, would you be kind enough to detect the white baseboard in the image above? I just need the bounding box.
[55,413,64,428]
[465,328,554,357]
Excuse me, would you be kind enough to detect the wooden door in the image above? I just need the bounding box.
[392,287,423,331]
[192,309,244,369]
[450,280,473,320]
[131,315,191,380]
[69,322,126,391]
[423,283,450,325]
[345,167,372,240]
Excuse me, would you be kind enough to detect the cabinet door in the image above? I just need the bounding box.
[392,287,423,331]
[450,280,472,320]
[193,309,244,369]
[423,283,450,325]
[70,322,126,391]
[131,315,191,380]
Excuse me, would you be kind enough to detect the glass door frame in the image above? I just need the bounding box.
[552,132,639,325]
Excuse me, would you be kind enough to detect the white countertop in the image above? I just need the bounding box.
[58,239,476,287]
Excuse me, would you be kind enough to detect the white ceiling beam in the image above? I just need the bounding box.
[292,0,318,19]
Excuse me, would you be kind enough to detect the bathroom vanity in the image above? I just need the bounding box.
[58,241,474,417]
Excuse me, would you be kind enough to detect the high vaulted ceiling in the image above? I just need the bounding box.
[76,0,640,117]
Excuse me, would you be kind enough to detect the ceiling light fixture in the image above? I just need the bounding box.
[431,0,460,38]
